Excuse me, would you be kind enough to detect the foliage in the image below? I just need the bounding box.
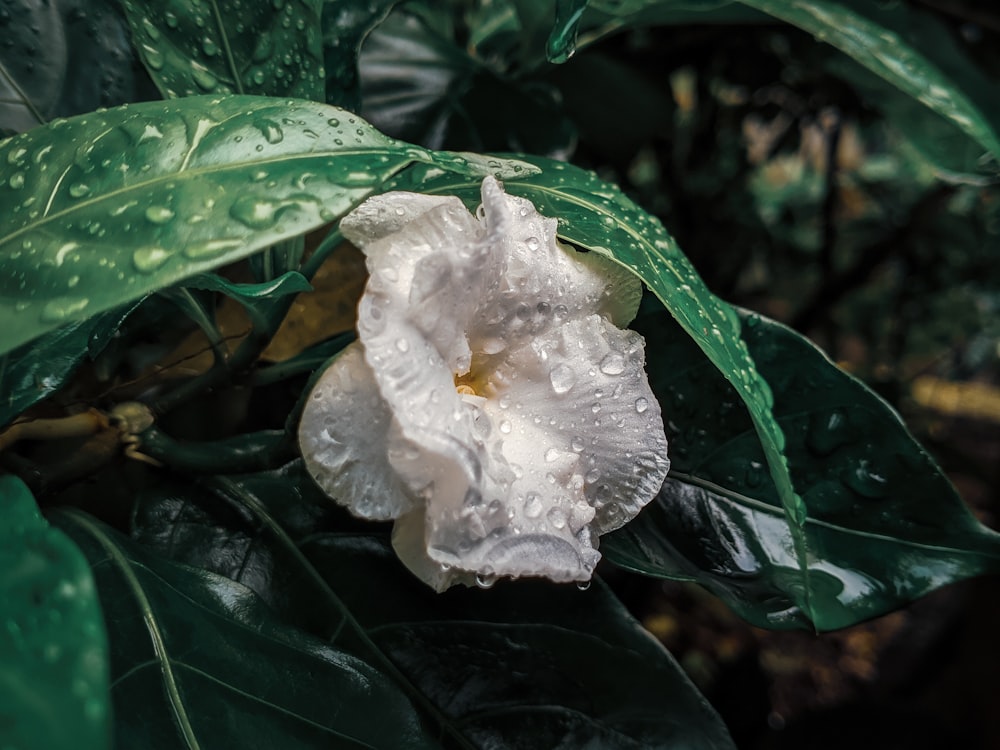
[1,0,998,747]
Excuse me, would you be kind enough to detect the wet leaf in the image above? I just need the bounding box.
[120,0,325,100]
[0,0,141,135]
[0,302,139,428]
[127,464,737,749]
[604,307,1000,630]
[384,158,813,617]
[53,508,438,749]
[0,475,110,750]
[0,94,527,355]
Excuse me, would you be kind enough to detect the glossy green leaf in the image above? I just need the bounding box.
[0,302,139,428]
[735,0,1000,164]
[0,475,110,750]
[128,464,737,749]
[0,94,531,356]
[0,0,140,134]
[384,157,812,614]
[604,306,1000,630]
[183,270,312,329]
[53,508,439,749]
[321,0,399,109]
[121,0,325,100]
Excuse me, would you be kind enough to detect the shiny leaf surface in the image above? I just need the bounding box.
[128,465,737,749]
[604,307,1000,630]
[0,476,110,750]
[0,301,139,427]
[121,0,325,99]
[383,158,811,613]
[0,94,524,355]
[53,508,438,749]
[0,0,140,134]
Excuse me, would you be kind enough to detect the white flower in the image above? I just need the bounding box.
[298,177,669,591]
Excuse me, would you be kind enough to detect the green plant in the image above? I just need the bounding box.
[2,1,998,747]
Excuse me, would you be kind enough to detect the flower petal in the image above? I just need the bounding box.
[479,314,670,535]
[298,342,413,520]
[469,176,642,364]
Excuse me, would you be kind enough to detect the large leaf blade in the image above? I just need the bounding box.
[0,476,110,750]
[129,464,737,749]
[121,0,325,100]
[604,306,1000,630]
[0,95,519,355]
[54,507,440,750]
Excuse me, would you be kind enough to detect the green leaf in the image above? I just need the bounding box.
[0,302,140,428]
[321,0,400,109]
[735,0,1000,165]
[385,157,813,616]
[0,475,110,750]
[604,306,1000,630]
[0,94,522,356]
[53,508,439,749]
[120,0,325,100]
[0,0,141,134]
[183,270,312,329]
[128,464,737,749]
[358,9,577,155]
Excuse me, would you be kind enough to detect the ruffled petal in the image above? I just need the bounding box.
[478,314,670,535]
[297,342,413,520]
[468,177,642,367]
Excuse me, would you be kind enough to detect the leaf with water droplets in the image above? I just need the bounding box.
[0,475,110,750]
[0,301,141,428]
[122,464,736,749]
[603,306,1000,630]
[52,507,440,750]
[384,156,813,617]
[0,94,521,355]
[121,0,326,99]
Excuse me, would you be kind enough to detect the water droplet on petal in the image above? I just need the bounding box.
[547,507,567,529]
[523,493,543,518]
[549,364,575,394]
[526,236,540,251]
[599,353,626,375]
[635,397,649,413]
[499,420,511,434]
[475,568,497,589]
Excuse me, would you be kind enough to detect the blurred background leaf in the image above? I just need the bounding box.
[0,475,109,750]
